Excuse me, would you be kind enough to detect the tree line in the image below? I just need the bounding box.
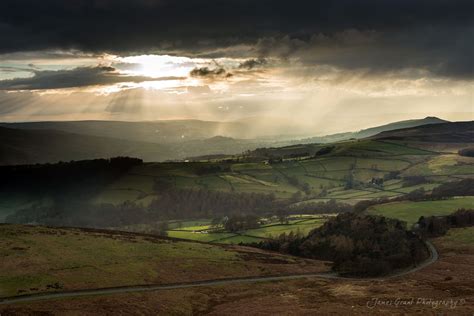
[416,209,474,237]
[6,188,281,228]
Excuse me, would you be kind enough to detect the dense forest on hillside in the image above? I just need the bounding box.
[252,213,429,276]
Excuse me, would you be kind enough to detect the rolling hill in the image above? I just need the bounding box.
[0,116,448,146]
[0,120,250,144]
[0,126,279,165]
[0,126,173,165]
[297,116,448,144]
[0,224,328,298]
[2,120,473,229]
[371,121,474,142]
[246,121,473,159]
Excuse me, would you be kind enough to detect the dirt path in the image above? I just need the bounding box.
[0,241,438,305]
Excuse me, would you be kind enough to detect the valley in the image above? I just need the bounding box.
[1,1,472,313]
[0,119,473,314]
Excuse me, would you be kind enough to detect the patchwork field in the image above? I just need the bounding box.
[367,196,474,225]
[165,216,327,244]
[2,140,473,225]
[79,140,474,209]
[0,225,328,298]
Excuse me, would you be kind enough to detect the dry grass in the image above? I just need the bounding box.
[2,231,473,315]
[0,224,328,298]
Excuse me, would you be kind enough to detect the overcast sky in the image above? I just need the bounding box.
[0,0,472,134]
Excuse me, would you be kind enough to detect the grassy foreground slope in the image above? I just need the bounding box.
[441,227,474,245]
[0,225,328,298]
[367,196,474,225]
[2,228,473,315]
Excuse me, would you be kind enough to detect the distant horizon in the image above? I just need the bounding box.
[0,114,470,138]
[0,115,474,138]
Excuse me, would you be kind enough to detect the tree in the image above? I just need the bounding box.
[291,191,303,202]
[277,209,289,224]
[302,182,311,195]
[224,215,260,232]
[211,217,222,229]
[157,221,169,236]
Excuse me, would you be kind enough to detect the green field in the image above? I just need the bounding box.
[168,220,212,229]
[164,217,327,244]
[245,220,325,238]
[0,225,327,298]
[367,197,474,226]
[167,230,236,242]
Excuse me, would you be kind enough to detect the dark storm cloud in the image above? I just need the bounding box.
[239,59,267,70]
[0,0,472,78]
[190,67,231,78]
[0,66,184,90]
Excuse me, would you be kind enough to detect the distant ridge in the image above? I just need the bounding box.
[371,121,474,143]
[0,126,172,165]
[298,116,449,144]
[0,126,265,165]
[0,120,247,144]
[0,116,449,145]
[0,117,462,165]
[355,116,448,139]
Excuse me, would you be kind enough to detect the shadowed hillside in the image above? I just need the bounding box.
[297,117,448,144]
[372,121,474,142]
[0,127,172,165]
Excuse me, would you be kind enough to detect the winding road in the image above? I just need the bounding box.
[0,241,438,305]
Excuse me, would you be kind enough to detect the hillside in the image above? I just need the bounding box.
[0,127,270,165]
[372,121,474,142]
[0,117,455,165]
[0,116,448,147]
[356,116,448,139]
[1,225,473,315]
[0,120,250,144]
[0,225,327,298]
[0,126,173,165]
[1,120,472,235]
[247,121,473,159]
[298,116,448,144]
[3,134,473,230]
